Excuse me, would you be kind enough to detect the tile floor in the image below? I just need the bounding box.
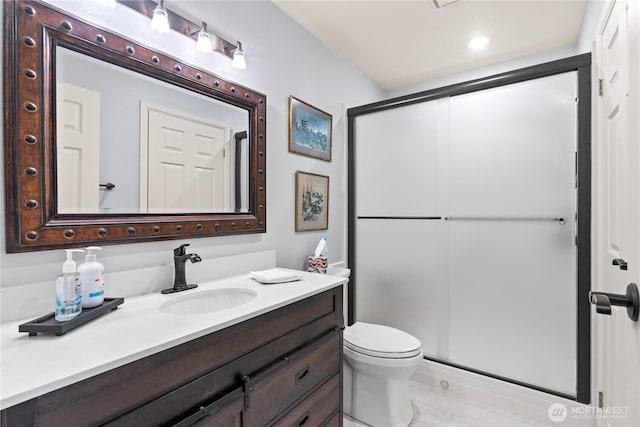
[343,380,536,427]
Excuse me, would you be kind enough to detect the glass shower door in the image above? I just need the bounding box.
[354,99,451,360]
[446,72,578,394]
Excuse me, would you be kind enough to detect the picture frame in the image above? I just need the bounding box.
[289,96,333,162]
[295,171,329,232]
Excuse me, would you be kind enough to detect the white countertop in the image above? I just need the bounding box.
[0,270,346,410]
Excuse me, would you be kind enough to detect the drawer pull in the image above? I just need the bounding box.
[295,366,310,383]
[296,412,310,426]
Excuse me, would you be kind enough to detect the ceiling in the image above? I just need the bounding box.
[272,0,588,92]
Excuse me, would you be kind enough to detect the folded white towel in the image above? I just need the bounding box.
[249,268,302,284]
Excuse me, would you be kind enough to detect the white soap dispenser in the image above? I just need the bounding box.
[78,246,105,308]
[55,249,84,321]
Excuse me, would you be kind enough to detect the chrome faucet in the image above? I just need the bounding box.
[161,243,202,294]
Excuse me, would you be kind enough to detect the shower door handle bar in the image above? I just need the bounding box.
[356,216,442,220]
[445,216,566,225]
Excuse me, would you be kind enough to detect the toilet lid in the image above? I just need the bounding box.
[344,322,422,359]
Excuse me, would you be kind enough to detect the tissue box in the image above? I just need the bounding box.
[306,256,328,273]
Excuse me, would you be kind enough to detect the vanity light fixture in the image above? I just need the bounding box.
[195,22,213,53]
[120,0,247,69]
[232,41,247,70]
[469,36,490,51]
[150,0,170,34]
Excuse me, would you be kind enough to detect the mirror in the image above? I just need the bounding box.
[56,47,250,214]
[3,0,267,252]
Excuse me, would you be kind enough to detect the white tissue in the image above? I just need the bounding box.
[314,237,328,257]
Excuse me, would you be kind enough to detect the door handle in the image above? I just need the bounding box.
[295,366,310,383]
[612,258,628,270]
[590,283,639,321]
[296,412,310,426]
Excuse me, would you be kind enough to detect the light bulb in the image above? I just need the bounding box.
[232,42,246,69]
[150,1,170,34]
[196,23,212,53]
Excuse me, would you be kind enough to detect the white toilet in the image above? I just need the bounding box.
[343,321,423,427]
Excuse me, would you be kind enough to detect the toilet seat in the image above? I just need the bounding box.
[344,322,422,359]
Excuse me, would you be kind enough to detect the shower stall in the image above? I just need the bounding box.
[347,55,591,402]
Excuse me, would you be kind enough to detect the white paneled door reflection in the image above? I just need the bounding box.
[143,104,230,213]
[354,72,578,396]
[56,83,101,214]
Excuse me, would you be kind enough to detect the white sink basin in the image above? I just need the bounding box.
[159,288,258,315]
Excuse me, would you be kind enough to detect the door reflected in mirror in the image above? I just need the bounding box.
[56,47,250,215]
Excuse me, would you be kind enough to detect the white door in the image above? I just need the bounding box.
[596,0,640,424]
[56,83,101,213]
[141,105,230,213]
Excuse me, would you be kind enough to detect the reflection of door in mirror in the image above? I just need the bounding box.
[141,104,230,213]
[56,83,101,214]
[55,47,251,215]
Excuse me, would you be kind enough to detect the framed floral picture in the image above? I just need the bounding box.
[295,171,329,232]
[289,96,332,162]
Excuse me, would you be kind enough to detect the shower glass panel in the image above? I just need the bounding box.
[447,73,577,394]
[355,100,448,217]
[353,71,579,397]
[356,219,450,358]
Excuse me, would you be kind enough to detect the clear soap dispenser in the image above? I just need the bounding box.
[78,246,105,308]
[55,249,84,321]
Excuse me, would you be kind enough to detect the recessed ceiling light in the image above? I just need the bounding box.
[469,36,490,51]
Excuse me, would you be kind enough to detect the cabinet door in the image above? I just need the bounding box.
[244,331,341,425]
[173,388,243,427]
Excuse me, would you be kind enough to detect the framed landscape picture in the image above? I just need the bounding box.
[295,171,329,232]
[289,96,332,162]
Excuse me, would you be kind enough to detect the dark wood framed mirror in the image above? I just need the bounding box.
[3,0,267,253]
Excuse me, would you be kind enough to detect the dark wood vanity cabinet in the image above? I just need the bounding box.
[0,287,343,427]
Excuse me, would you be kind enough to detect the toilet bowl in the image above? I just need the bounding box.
[343,322,423,427]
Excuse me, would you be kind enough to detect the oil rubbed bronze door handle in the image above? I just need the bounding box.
[296,412,310,426]
[295,366,310,383]
[590,283,639,321]
[612,258,628,270]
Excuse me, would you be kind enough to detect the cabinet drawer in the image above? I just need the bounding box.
[320,410,341,427]
[272,374,340,427]
[245,331,340,425]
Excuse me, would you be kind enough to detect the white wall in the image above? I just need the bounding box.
[0,1,383,302]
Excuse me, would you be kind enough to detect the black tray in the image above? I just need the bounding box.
[18,297,125,336]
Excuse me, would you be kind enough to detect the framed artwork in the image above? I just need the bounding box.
[295,171,329,232]
[289,96,332,162]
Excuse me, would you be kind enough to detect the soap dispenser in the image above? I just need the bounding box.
[78,246,105,308]
[55,249,84,321]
